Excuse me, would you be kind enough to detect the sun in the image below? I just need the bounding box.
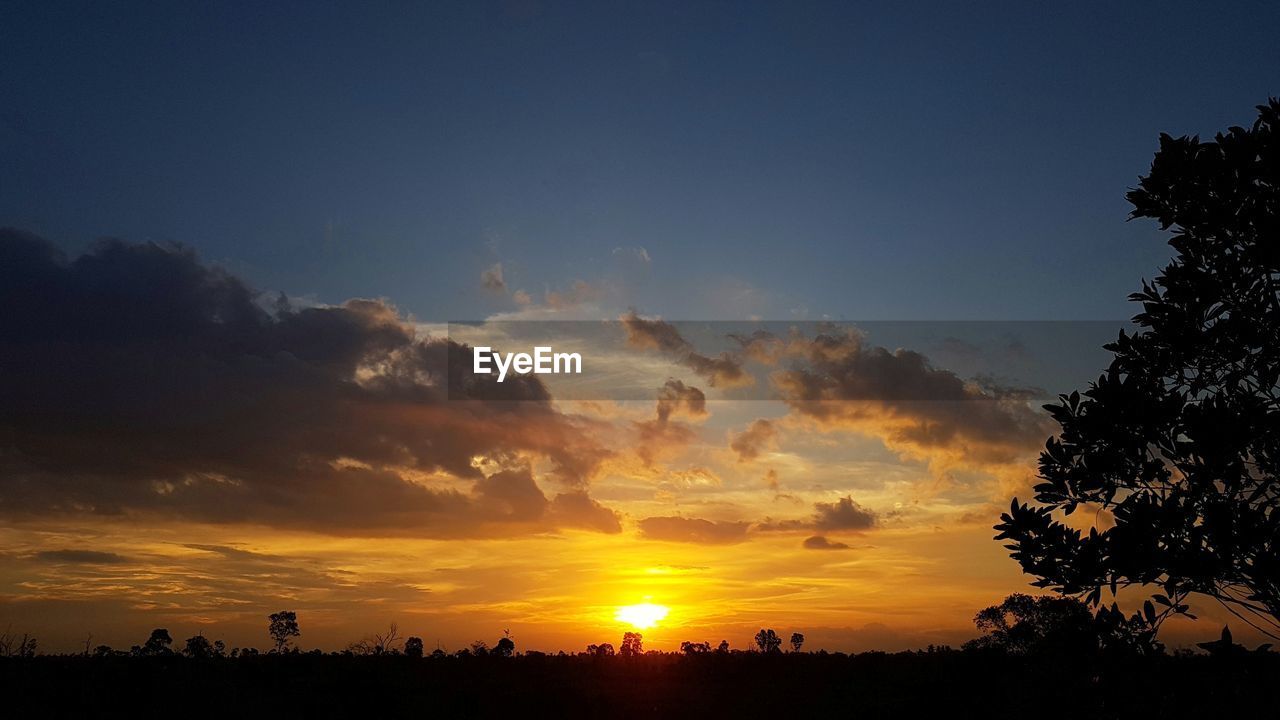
[615,603,669,630]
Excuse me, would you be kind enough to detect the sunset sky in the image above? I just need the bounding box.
[2,2,1278,654]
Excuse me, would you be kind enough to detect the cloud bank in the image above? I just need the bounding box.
[0,230,618,537]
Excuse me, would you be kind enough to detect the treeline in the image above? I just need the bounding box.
[4,594,1272,660]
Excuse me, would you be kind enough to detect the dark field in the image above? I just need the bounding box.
[4,651,1277,718]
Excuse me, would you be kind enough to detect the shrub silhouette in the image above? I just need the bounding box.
[997,99,1280,640]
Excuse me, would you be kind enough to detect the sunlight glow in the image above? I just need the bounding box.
[615,603,669,630]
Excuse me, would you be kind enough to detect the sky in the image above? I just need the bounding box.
[1,1,1278,654]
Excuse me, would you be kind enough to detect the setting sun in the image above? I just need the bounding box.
[615,603,670,630]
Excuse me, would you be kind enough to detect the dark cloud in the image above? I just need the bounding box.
[0,230,617,537]
[655,379,706,423]
[33,549,130,564]
[813,496,878,531]
[621,311,752,388]
[760,495,879,533]
[802,535,851,550]
[548,491,623,533]
[635,379,706,466]
[729,419,777,462]
[637,516,750,544]
[481,263,506,292]
[755,326,1047,469]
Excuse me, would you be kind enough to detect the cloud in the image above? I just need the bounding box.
[544,280,602,310]
[548,491,622,533]
[637,516,751,545]
[0,230,618,537]
[760,495,879,533]
[611,246,651,266]
[481,263,506,292]
[655,379,706,423]
[802,535,851,550]
[33,549,130,564]
[488,279,607,320]
[729,419,777,462]
[813,496,878,531]
[750,325,1046,472]
[663,466,722,490]
[635,379,707,466]
[621,311,753,388]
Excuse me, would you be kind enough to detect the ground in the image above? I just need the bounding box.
[3,650,1276,718]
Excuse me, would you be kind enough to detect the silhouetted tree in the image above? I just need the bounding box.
[619,632,643,656]
[586,642,615,657]
[754,629,781,653]
[268,611,300,653]
[404,636,424,658]
[470,640,489,657]
[375,624,401,655]
[183,634,213,659]
[494,628,515,657]
[996,99,1280,640]
[14,634,37,658]
[0,629,37,658]
[92,645,114,658]
[963,593,1161,656]
[790,633,805,652]
[716,640,730,654]
[141,629,172,656]
[680,641,711,655]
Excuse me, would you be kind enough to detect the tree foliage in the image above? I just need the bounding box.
[790,633,805,653]
[963,594,1160,656]
[268,611,301,654]
[141,629,173,656]
[996,99,1280,639]
[754,629,781,654]
[586,642,615,657]
[404,636,424,658]
[620,632,643,657]
[183,634,213,659]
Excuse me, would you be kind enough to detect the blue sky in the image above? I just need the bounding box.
[3,1,1277,320]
